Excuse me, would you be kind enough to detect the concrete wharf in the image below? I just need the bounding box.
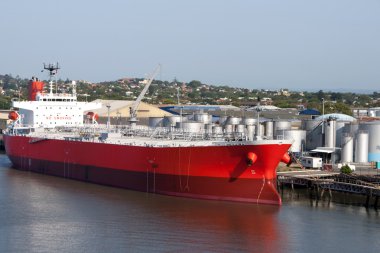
[277,170,380,208]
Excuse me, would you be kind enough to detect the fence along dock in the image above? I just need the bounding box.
[277,170,380,208]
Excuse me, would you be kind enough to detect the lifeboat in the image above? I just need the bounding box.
[8,111,19,121]
[86,111,99,121]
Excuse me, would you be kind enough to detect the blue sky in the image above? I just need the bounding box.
[0,0,379,91]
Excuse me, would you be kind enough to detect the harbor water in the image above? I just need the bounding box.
[0,154,379,253]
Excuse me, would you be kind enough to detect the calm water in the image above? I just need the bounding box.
[0,154,379,253]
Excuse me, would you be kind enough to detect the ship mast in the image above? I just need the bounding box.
[43,63,60,94]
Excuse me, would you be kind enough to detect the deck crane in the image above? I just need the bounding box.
[129,64,161,127]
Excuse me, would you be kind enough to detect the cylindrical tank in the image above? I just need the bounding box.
[258,124,264,137]
[204,123,213,134]
[194,113,212,124]
[148,117,163,128]
[224,124,234,134]
[324,118,336,148]
[247,125,255,141]
[235,124,245,134]
[163,116,187,127]
[273,120,291,131]
[242,117,256,126]
[355,130,369,163]
[359,122,380,162]
[302,119,322,131]
[335,121,347,147]
[212,126,223,137]
[176,122,204,133]
[264,121,273,139]
[283,129,306,153]
[225,116,241,125]
[341,133,354,163]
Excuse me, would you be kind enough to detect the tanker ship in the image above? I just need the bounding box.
[4,64,292,205]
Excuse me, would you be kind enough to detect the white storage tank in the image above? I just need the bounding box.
[212,125,223,137]
[283,129,306,153]
[264,121,274,139]
[235,124,245,134]
[324,118,336,148]
[246,125,255,141]
[225,116,241,125]
[359,121,380,162]
[176,122,204,133]
[163,115,187,127]
[242,117,256,126]
[355,130,369,163]
[273,120,291,131]
[194,113,212,124]
[341,133,354,163]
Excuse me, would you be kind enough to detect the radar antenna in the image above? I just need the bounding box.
[42,63,60,94]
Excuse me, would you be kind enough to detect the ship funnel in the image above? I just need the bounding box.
[28,77,44,101]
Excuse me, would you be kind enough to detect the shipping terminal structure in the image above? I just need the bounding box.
[4,64,292,205]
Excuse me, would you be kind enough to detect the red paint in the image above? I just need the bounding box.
[28,80,44,101]
[4,135,291,205]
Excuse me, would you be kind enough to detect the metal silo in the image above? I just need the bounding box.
[225,116,241,125]
[359,122,380,162]
[335,121,348,147]
[341,133,354,163]
[355,130,369,163]
[324,118,336,148]
[163,115,187,127]
[273,120,291,131]
[178,122,204,133]
[247,125,255,141]
[283,129,306,153]
[194,113,212,124]
[264,121,274,139]
[242,117,256,126]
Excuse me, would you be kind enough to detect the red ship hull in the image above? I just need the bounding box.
[4,135,291,205]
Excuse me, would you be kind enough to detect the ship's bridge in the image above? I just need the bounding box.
[13,95,101,128]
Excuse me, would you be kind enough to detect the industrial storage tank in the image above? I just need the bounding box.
[359,122,380,162]
[204,123,213,134]
[324,118,336,148]
[302,119,322,132]
[224,124,234,135]
[212,125,223,137]
[242,117,256,126]
[341,133,354,163]
[235,124,245,134]
[335,121,348,147]
[355,130,369,163]
[273,120,291,132]
[163,115,187,127]
[176,122,204,133]
[246,125,255,141]
[225,116,241,125]
[264,121,274,139]
[283,130,306,153]
[148,117,163,128]
[194,113,212,124]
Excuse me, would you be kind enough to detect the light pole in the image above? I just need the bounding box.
[321,98,325,147]
[106,104,111,131]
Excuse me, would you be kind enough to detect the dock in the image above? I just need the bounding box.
[277,170,380,208]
